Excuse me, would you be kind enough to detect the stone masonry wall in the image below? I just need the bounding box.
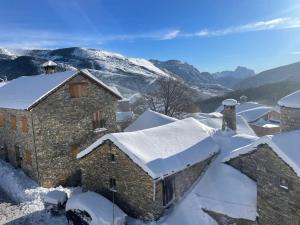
[280,106,300,132]
[80,141,163,221]
[227,145,300,225]
[249,124,280,137]
[31,72,119,187]
[80,141,216,221]
[0,108,38,179]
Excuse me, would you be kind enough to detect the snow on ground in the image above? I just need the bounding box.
[0,160,80,225]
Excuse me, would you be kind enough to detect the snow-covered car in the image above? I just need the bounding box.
[66,191,127,225]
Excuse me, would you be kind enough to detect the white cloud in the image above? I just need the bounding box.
[159,30,180,40]
[194,17,300,37]
[291,51,300,55]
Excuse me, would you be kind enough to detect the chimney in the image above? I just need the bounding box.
[222,99,238,131]
[42,60,57,74]
[240,95,248,103]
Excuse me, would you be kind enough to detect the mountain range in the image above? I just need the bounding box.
[0,47,252,101]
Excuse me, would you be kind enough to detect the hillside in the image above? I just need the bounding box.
[199,80,300,112]
[235,61,300,90]
[0,47,230,99]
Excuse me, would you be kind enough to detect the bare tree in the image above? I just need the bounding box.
[145,77,194,117]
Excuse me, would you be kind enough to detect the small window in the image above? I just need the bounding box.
[11,115,16,130]
[20,116,28,133]
[0,113,5,127]
[24,149,32,166]
[110,153,115,162]
[109,178,116,189]
[93,111,106,129]
[69,82,88,98]
[279,177,289,190]
[70,144,80,158]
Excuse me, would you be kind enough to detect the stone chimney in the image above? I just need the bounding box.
[240,95,248,103]
[222,99,238,131]
[278,90,300,132]
[42,60,57,74]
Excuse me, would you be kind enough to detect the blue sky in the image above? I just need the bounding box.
[0,0,300,73]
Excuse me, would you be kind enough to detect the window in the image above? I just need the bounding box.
[70,144,80,158]
[69,82,88,98]
[24,149,32,166]
[11,115,16,130]
[0,113,5,127]
[109,178,116,189]
[93,111,106,129]
[20,116,28,133]
[110,153,116,162]
[279,177,290,190]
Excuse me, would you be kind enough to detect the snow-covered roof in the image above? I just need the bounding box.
[223,129,300,176]
[66,191,126,225]
[0,82,8,88]
[237,106,274,123]
[42,60,57,67]
[278,90,300,108]
[222,98,238,106]
[116,111,134,123]
[216,101,264,113]
[188,113,256,136]
[78,118,219,179]
[124,110,178,132]
[161,132,258,224]
[0,69,122,110]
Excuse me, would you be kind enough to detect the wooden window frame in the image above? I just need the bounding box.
[20,116,28,133]
[0,113,5,128]
[93,111,106,129]
[69,82,88,98]
[10,115,16,130]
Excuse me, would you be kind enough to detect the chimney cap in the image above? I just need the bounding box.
[222,99,238,106]
[42,60,57,67]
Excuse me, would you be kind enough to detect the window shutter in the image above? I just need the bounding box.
[93,111,105,129]
[0,113,4,127]
[24,150,32,166]
[21,116,28,133]
[69,83,88,98]
[70,144,80,158]
[11,115,16,129]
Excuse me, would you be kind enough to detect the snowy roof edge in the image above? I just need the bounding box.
[27,69,122,110]
[223,136,300,177]
[77,133,219,179]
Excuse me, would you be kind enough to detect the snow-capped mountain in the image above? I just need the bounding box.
[0,47,231,99]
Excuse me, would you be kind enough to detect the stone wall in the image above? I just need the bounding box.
[249,124,280,137]
[31,72,119,187]
[280,106,300,132]
[205,210,257,225]
[0,108,38,180]
[80,141,216,221]
[227,145,300,225]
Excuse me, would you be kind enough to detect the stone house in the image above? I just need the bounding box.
[0,62,122,187]
[216,100,280,136]
[77,118,219,221]
[223,90,300,225]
